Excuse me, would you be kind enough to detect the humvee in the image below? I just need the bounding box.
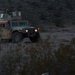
[0,10,40,43]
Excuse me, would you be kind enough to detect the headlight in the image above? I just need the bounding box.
[26,30,28,32]
[35,29,37,32]
[38,28,40,31]
[19,28,22,30]
[38,28,39,30]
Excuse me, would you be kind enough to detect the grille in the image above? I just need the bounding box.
[28,28,34,33]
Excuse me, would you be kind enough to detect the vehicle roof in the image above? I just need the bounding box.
[11,20,28,22]
[0,20,28,24]
[10,20,28,23]
[0,20,8,24]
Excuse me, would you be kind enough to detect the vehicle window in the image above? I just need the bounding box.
[0,13,3,18]
[0,24,5,27]
[0,24,3,27]
[12,12,17,16]
[11,22,18,27]
[3,24,5,27]
[19,22,27,26]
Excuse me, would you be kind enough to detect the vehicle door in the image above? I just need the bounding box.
[0,24,2,39]
[0,23,11,39]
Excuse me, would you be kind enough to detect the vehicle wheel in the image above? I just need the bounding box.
[29,33,41,42]
[12,32,23,43]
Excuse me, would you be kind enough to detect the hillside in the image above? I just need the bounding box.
[0,1,75,75]
[0,0,75,27]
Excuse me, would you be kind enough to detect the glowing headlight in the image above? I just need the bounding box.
[26,30,28,32]
[35,29,38,32]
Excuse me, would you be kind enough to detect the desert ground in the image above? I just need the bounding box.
[0,25,75,75]
[0,25,75,51]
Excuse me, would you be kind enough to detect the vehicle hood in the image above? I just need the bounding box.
[11,26,35,30]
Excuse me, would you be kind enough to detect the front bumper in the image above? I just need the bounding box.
[23,32,39,37]
[22,28,40,33]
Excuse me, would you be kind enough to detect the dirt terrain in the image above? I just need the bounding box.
[0,25,75,75]
[0,25,75,51]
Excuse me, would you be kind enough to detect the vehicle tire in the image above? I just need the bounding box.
[11,32,23,43]
[29,33,41,42]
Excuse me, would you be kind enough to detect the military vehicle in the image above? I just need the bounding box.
[0,10,40,43]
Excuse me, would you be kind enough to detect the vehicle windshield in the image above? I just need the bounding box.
[11,21,28,27]
[11,22,18,27]
[19,22,27,26]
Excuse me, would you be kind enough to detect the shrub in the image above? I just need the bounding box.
[70,37,75,44]
[0,39,52,75]
[54,43,75,75]
[0,38,75,75]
